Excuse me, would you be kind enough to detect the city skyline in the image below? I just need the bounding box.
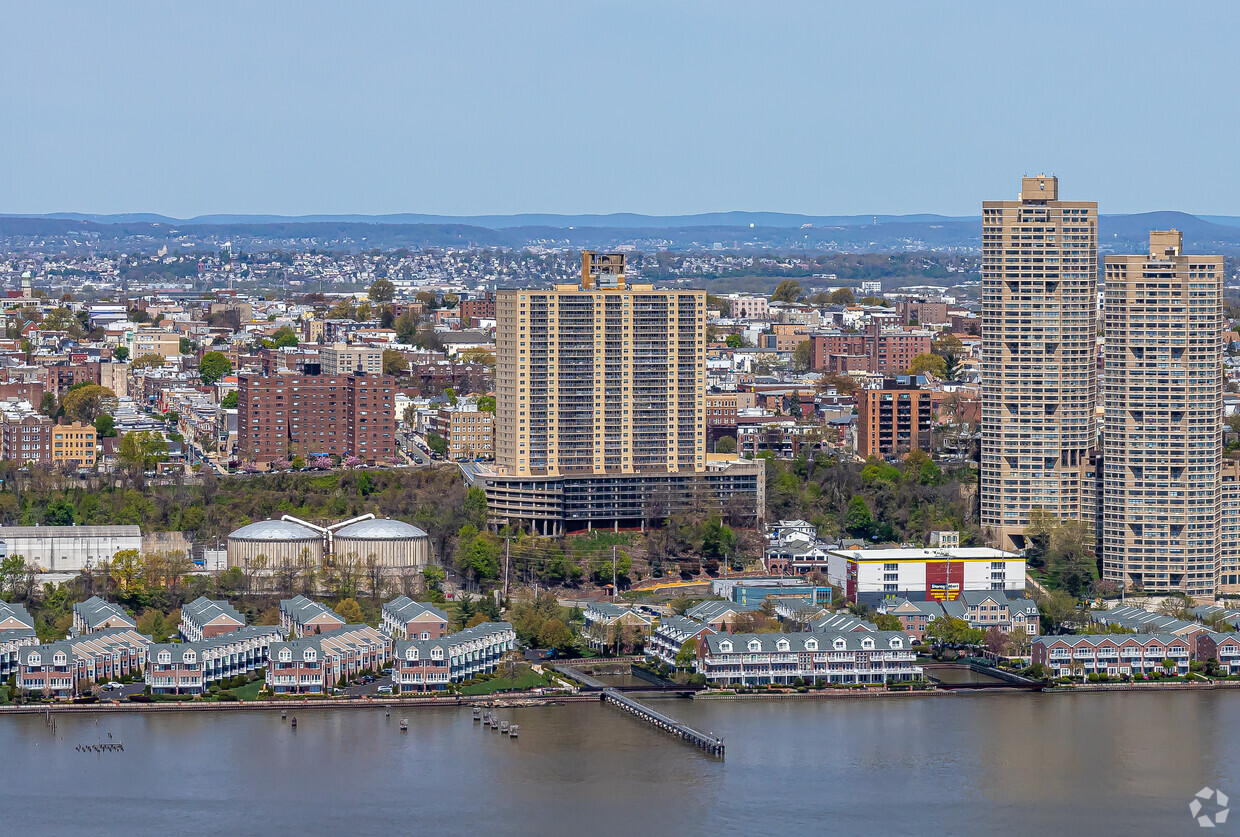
[3,2,1240,218]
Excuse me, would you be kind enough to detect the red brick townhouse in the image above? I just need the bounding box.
[392,622,516,693]
[18,629,149,699]
[266,624,391,695]
[1031,634,1190,678]
[146,626,283,695]
[380,596,449,640]
[1195,631,1240,676]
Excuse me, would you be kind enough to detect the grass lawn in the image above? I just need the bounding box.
[460,671,549,696]
[0,685,9,705]
[225,680,265,701]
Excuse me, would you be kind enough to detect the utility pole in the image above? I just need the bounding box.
[503,537,510,602]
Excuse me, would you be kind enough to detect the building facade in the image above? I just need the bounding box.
[809,325,933,375]
[1102,230,1223,596]
[1031,634,1190,678]
[320,343,383,376]
[435,403,494,460]
[698,630,922,686]
[51,422,97,468]
[981,176,1098,551]
[855,377,933,459]
[391,622,516,693]
[827,546,1025,606]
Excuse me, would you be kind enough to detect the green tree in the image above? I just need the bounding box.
[118,430,169,474]
[271,326,299,348]
[874,613,903,632]
[382,349,407,376]
[427,432,448,457]
[0,554,26,596]
[725,333,744,348]
[131,353,166,371]
[771,280,802,303]
[220,391,239,409]
[60,385,118,424]
[113,346,130,362]
[94,414,116,438]
[369,278,396,303]
[845,496,873,537]
[715,435,737,454]
[198,351,233,385]
[829,288,855,305]
[43,498,75,526]
[907,353,947,378]
[674,637,699,670]
[537,618,574,653]
[793,340,812,371]
[475,396,496,413]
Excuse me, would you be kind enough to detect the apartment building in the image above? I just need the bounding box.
[705,391,739,444]
[809,324,932,375]
[981,176,1098,551]
[51,421,97,468]
[1031,634,1190,678]
[470,251,763,534]
[320,343,383,376]
[826,546,1025,606]
[1195,631,1240,675]
[237,371,396,463]
[266,624,391,695]
[855,377,933,459]
[381,596,450,640]
[698,630,922,686]
[460,292,496,325]
[899,300,949,327]
[391,622,516,693]
[725,294,769,320]
[180,596,246,642]
[435,402,494,460]
[1101,230,1223,596]
[495,251,705,477]
[1223,460,1240,594]
[131,328,182,359]
[1,413,52,464]
[0,602,36,680]
[582,602,655,650]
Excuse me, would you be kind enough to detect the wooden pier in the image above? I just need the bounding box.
[601,689,723,758]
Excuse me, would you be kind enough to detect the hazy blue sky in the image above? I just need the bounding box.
[3,2,1237,218]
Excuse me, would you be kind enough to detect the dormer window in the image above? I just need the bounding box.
[776,639,790,652]
[805,639,818,651]
[748,640,761,652]
[158,651,171,664]
[304,650,317,662]
[833,639,846,650]
[279,650,291,662]
[431,648,444,660]
[889,638,903,649]
[861,638,874,649]
[53,652,66,665]
[719,641,732,653]
[406,648,418,661]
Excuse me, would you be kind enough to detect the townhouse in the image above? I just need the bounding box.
[266,624,391,695]
[684,600,763,633]
[391,622,516,693]
[1195,631,1240,676]
[0,601,37,680]
[582,602,654,650]
[381,596,449,640]
[884,598,944,641]
[1091,605,1205,639]
[18,628,149,699]
[72,596,137,635]
[1031,634,1191,678]
[698,630,922,686]
[648,616,715,670]
[956,592,1041,637]
[148,625,282,695]
[180,596,246,642]
[279,595,346,638]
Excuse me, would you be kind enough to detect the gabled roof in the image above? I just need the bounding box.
[181,596,245,629]
[0,601,35,630]
[280,595,345,627]
[382,596,448,624]
[73,596,135,631]
[685,600,762,622]
[704,630,909,655]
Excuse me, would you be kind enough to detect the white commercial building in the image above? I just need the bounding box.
[826,546,1024,607]
[0,525,143,573]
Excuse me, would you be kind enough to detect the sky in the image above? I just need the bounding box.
[2,1,1238,218]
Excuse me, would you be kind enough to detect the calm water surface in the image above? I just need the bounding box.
[4,692,1238,836]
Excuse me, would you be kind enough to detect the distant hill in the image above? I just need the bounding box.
[3,210,1240,254]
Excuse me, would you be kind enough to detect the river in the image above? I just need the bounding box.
[3,691,1237,836]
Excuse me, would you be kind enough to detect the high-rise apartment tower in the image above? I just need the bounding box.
[981,176,1098,550]
[495,252,706,476]
[1102,230,1222,596]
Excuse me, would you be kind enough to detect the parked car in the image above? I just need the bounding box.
[376,685,393,695]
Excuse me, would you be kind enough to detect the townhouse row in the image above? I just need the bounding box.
[1033,631,1240,678]
[884,591,1041,641]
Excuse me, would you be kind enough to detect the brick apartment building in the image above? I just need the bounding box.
[855,378,933,459]
[237,372,396,463]
[461,292,496,326]
[434,403,494,460]
[809,324,933,375]
[1,413,53,464]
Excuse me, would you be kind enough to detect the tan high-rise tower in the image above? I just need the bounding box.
[495,252,706,477]
[1102,230,1222,596]
[981,176,1098,550]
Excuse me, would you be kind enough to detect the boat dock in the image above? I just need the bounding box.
[601,689,724,758]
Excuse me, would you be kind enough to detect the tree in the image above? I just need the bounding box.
[44,498,75,526]
[858,296,890,307]
[771,280,802,303]
[131,354,166,371]
[793,340,812,371]
[60,385,118,424]
[220,391,239,409]
[38,392,58,419]
[39,307,86,338]
[459,347,495,367]
[537,618,574,653]
[0,554,28,596]
[382,349,407,376]
[725,333,744,348]
[94,414,116,438]
[198,352,233,385]
[476,396,496,413]
[270,326,299,348]
[907,353,947,378]
[335,597,365,624]
[674,637,699,670]
[829,288,855,305]
[715,436,737,454]
[874,613,903,632]
[1037,589,1081,634]
[845,496,873,536]
[368,278,396,303]
[427,432,448,457]
[118,430,169,474]
[113,346,130,362]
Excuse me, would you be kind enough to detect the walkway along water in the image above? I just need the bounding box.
[602,689,724,757]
